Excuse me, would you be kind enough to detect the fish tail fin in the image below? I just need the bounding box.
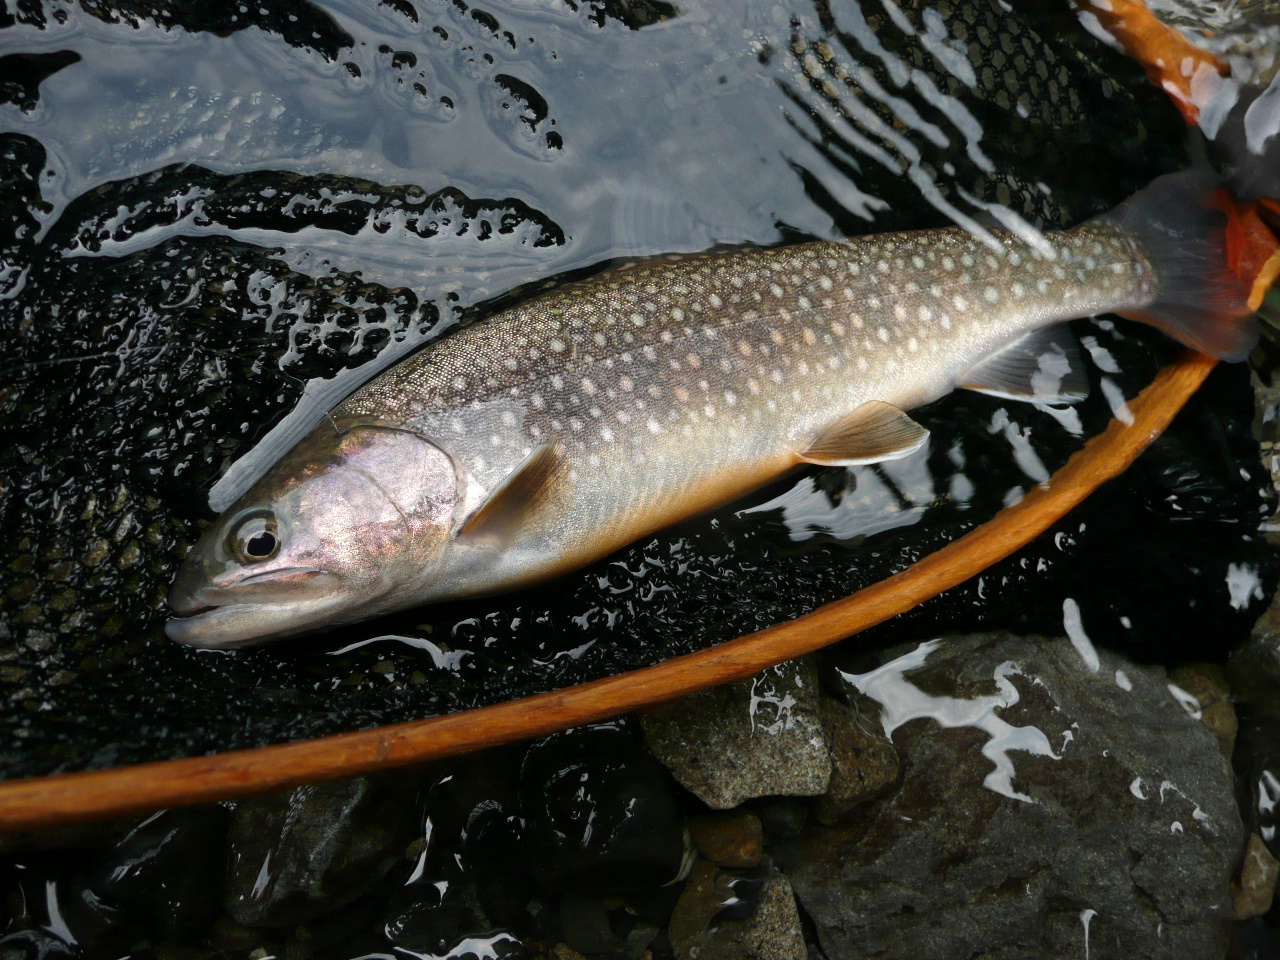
[1097,170,1258,361]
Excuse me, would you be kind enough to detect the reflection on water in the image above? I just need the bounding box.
[840,639,1061,803]
[0,0,1274,777]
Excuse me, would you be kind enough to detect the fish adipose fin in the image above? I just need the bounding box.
[959,326,1089,404]
[800,401,929,466]
[1099,170,1257,361]
[458,443,564,543]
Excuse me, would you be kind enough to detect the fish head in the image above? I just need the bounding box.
[166,421,460,647]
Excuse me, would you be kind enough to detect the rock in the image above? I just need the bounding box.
[1233,714,1280,857]
[689,809,763,869]
[81,806,227,944]
[749,796,808,840]
[667,859,805,960]
[225,773,420,928]
[641,658,830,809]
[816,693,899,823]
[778,633,1243,960]
[559,892,620,954]
[1235,832,1280,919]
[622,921,659,959]
[1227,585,1280,718]
[383,891,482,954]
[520,724,687,894]
[0,930,78,959]
[1170,663,1237,760]
[206,916,273,953]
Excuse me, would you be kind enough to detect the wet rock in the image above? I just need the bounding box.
[418,757,531,925]
[749,796,808,841]
[689,809,763,870]
[816,692,899,824]
[779,633,1243,960]
[206,916,274,953]
[520,724,686,894]
[0,929,77,959]
[623,921,660,959]
[667,859,805,960]
[641,658,829,809]
[1227,585,1280,718]
[1235,833,1280,920]
[559,892,620,954]
[1171,663,1237,759]
[225,774,419,928]
[383,887,484,954]
[81,806,227,943]
[1233,714,1280,857]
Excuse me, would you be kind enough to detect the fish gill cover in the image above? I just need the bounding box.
[0,0,1273,776]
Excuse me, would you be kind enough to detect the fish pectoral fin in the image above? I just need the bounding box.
[958,326,1089,404]
[457,443,564,544]
[799,401,930,466]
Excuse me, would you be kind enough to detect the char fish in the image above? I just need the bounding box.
[167,173,1256,646]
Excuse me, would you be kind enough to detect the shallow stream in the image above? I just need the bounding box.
[2,1,1279,957]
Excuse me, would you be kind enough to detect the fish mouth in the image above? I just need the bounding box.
[166,568,342,647]
[165,602,315,648]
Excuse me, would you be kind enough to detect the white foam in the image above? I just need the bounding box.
[1062,598,1100,673]
[1226,562,1264,611]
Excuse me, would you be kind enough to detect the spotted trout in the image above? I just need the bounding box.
[167,173,1256,646]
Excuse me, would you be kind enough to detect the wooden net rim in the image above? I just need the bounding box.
[0,350,1217,832]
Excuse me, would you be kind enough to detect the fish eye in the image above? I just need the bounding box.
[227,511,280,564]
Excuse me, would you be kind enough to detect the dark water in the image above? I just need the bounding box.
[0,0,1274,779]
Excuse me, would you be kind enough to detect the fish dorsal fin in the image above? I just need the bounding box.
[457,443,563,543]
[799,401,930,466]
[958,326,1089,404]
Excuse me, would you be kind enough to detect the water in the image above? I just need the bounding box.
[0,0,1273,779]
[4,2,1280,957]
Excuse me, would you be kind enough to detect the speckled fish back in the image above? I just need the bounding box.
[338,223,1152,552]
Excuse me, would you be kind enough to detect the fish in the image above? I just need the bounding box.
[166,172,1257,647]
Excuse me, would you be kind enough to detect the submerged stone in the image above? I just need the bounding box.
[781,633,1243,960]
[1234,832,1279,920]
[688,809,764,870]
[815,692,899,824]
[519,724,687,894]
[225,774,421,928]
[667,859,805,960]
[641,658,830,809]
[1169,663,1237,761]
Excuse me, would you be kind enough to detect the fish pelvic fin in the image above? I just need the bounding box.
[799,401,929,467]
[1097,170,1258,361]
[959,326,1089,404]
[458,442,564,544]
